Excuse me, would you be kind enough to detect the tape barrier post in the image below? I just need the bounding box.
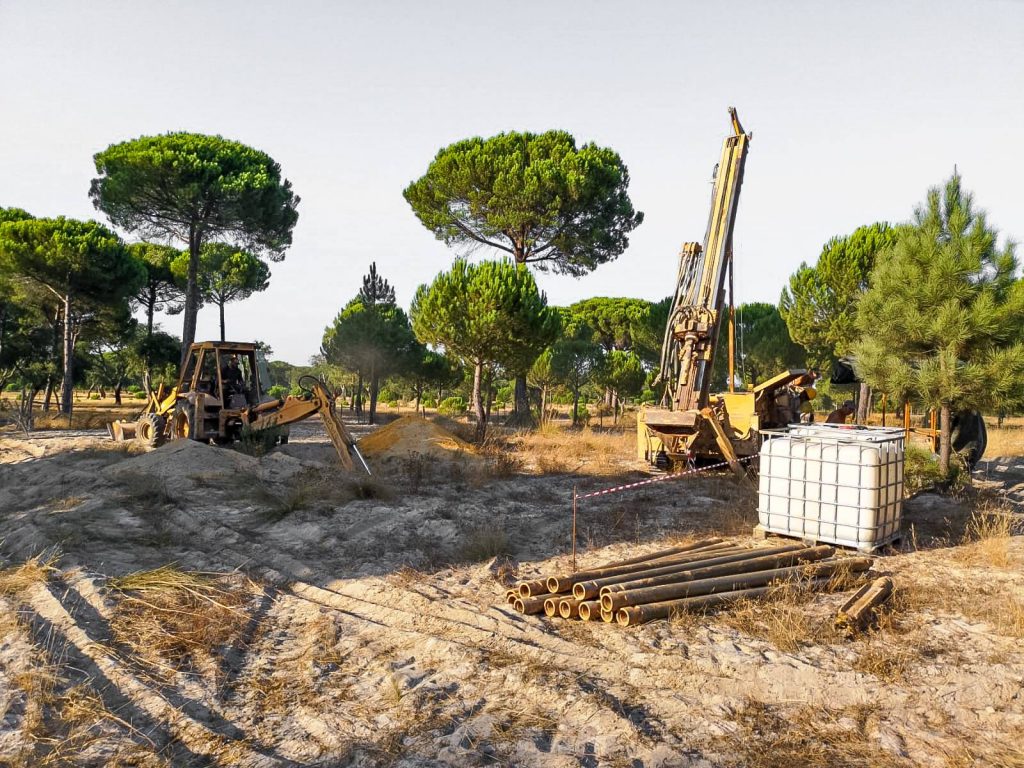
[572,485,578,572]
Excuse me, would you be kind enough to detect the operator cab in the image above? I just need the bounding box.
[177,343,266,409]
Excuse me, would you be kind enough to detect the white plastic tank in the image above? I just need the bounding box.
[757,425,904,552]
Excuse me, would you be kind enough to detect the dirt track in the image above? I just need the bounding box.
[1,419,1023,767]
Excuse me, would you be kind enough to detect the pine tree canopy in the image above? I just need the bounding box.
[851,174,1024,413]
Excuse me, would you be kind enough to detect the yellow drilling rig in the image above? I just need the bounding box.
[637,109,815,474]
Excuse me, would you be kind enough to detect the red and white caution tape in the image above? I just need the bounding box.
[575,456,754,501]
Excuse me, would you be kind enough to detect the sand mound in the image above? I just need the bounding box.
[358,415,476,460]
[103,438,258,480]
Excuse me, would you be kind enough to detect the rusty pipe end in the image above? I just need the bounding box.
[543,597,559,617]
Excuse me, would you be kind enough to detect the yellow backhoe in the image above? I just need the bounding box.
[637,109,815,475]
[108,341,370,473]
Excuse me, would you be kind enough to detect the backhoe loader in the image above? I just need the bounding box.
[108,341,370,473]
[638,109,815,475]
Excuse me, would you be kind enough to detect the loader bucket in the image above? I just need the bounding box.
[108,419,136,442]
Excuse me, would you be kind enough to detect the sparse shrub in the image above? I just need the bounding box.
[422,396,437,409]
[268,384,288,399]
[457,526,512,562]
[904,444,968,496]
[236,424,282,457]
[88,393,101,400]
[386,400,399,408]
[438,396,466,416]
[133,391,147,399]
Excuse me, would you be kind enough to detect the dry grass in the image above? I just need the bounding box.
[0,551,59,596]
[240,466,393,520]
[107,565,255,682]
[30,406,140,431]
[951,504,1022,568]
[984,425,1024,458]
[713,699,909,768]
[516,425,634,476]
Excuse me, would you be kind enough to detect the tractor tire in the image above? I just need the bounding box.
[171,402,199,441]
[135,413,166,448]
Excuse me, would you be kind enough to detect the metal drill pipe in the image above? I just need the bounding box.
[836,576,894,635]
[578,600,602,622]
[574,544,802,601]
[546,539,729,594]
[601,556,870,613]
[617,585,774,626]
[505,590,518,604]
[543,597,560,617]
[558,598,583,619]
[516,579,552,599]
[601,545,831,599]
[600,608,615,623]
[513,596,548,615]
[616,576,835,626]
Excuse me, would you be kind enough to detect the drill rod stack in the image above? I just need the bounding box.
[507,539,873,626]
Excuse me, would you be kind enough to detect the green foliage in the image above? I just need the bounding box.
[566,297,656,355]
[780,223,900,366]
[322,264,418,423]
[0,216,144,413]
[550,318,605,426]
[438,396,466,416]
[852,175,1024,471]
[268,384,288,399]
[236,424,282,457]
[411,259,559,438]
[600,349,646,400]
[128,241,184,324]
[90,132,299,352]
[172,242,270,340]
[852,175,1024,413]
[904,445,968,496]
[403,131,643,276]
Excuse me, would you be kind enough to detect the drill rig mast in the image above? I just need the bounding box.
[638,109,812,473]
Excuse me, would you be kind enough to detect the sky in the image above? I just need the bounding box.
[1,0,1022,364]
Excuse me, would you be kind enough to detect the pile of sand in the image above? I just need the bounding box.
[103,438,258,481]
[358,415,476,460]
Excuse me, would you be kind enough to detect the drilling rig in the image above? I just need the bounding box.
[637,109,814,474]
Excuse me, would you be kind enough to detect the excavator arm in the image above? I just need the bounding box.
[249,377,371,474]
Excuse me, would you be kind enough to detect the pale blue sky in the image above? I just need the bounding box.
[2,1,1021,363]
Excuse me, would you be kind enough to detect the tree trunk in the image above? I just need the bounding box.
[114,379,123,405]
[43,379,53,412]
[181,226,201,365]
[939,403,951,476]
[146,288,156,338]
[507,373,534,427]
[540,385,548,425]
[857,382,871,424]
[472,360,486,442]
[60,295,73,415]
[355,372,363,421]
[572,385,581,428]
[219,300,226,342]
[368,369,379,425]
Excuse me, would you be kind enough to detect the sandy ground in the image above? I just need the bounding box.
[1,416,1023,767]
